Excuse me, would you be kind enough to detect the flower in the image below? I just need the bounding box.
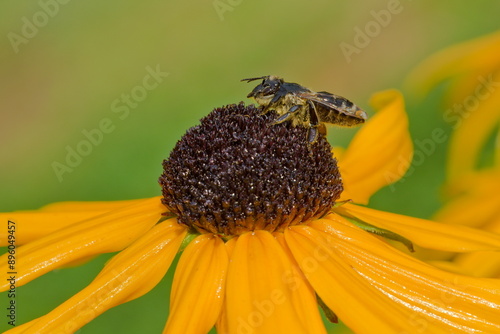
[432,168,500,277]
[407,31,500,278]
[406,30,500,183]
[2,90,500,334]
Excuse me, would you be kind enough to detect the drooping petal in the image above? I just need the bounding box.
[0,211,105,246]
[284,224,431,333]
[163,234,228,334]
[338,90,413,204]
[446,73,500,180]
[405,31,500,181]
[443,71,494,107]
[337,203,500,252]
[309,216,500,333]
[0,196,166,291]
[221,230,325,334]
[0,199,149,245]
[5,219,186,334]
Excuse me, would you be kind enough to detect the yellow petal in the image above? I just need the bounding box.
[163,234,228,334]
[444,72,491,106]
[426,260,473,276]
[0,211,106,246]
[496,127,500,166]
[339,89,413,204]
[432,216,500,278]
[442,168,500,198]
[215,237,237,333]
[433,190,500,228]
[336,203,500,252]
[404,30,500,180]
[2,319,37,334]
[5,219,186,334]
[273,232,327,334]
[285,224,425,333]
[309,216,500,333]
[406,30,500,97]
[39,198,146,212]
[452,251,500,278]
[446,73,500,180]
[0,196,166,291]
[222,230,325,334]
[331,146,345,161]
[0,198,167,246]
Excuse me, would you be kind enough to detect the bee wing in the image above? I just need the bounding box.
[298,91,367,126]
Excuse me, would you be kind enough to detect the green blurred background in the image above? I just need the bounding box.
[1,0,499,332]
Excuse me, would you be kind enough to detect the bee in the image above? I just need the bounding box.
[242,75,367,143]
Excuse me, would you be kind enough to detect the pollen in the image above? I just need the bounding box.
[159,103,343,235]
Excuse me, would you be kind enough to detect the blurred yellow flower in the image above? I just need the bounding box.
[407,30,500,182]
[432,168,500,277]
[2,91,500,334]
[408,30,500,278]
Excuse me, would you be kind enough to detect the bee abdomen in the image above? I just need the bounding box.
[317,106,365,127]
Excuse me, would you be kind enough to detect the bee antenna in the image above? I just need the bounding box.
[241,76,268,83]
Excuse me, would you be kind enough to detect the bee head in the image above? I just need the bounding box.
[242,75,283,102]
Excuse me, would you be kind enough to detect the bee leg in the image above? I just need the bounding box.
[307,127,319,143]
[271,105,302,125]
[307,101,322,144]
[260,92,286,115]
[288,105,301,113]
[269,93,283,105]
[259,106,272,115]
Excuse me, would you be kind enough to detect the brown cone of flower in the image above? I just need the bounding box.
[159,102,343,236]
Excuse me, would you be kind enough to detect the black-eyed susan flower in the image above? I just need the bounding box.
[2,90,500,334]
[407,31,500,278]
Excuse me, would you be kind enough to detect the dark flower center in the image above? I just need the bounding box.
[159,103,343,235]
